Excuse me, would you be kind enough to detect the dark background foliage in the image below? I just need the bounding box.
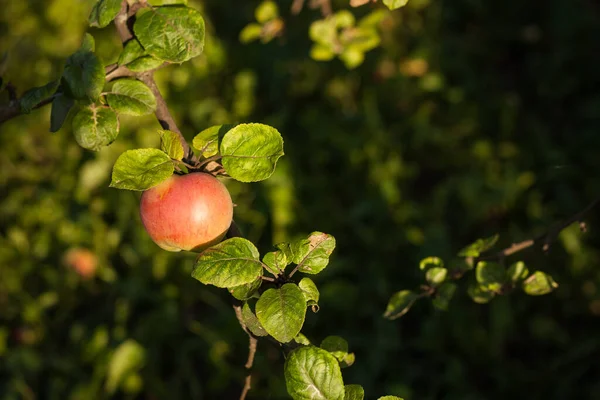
[1,0,600,398]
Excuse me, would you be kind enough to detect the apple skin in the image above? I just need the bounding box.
[64,248,97,279]
[139,172,233,252]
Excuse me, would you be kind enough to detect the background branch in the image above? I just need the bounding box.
[476,195,600,263]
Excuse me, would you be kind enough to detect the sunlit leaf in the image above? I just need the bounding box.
[134,6,205,63]
[106,79,156,116]
[507,261,529,282]
[262,250,287,275]
[255,1,278,24]
[192,124,235,157]
[73,104,119,151]
[425,267,447,287]
[106,340,145,394]
[294,333,311,346]
[382,0,409,10]
[192,238,263,288]
[284,346,345,400]
[110,148,173,190]
[220,123,284,182]
[419,256,444,271]
[89,0,122,28]
[344,385,365,400]
[256,283,306,343]
[290,232,336,275]
[157,130,184,161]
[458,234,499,257]
[240,23,263,43]
[475,261,505,292]
[522,271,558,296]
[468,284,495,304]
[383,290,418,320]
[320,336,348,362]
[298,277,319,311]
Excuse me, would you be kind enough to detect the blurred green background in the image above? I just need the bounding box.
[2,0,600,398]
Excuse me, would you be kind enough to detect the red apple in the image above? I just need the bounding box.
[139,172,233,252]
[64,248,97,279]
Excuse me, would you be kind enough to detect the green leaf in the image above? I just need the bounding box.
[458,234,499,257]
[275,241,294,260]
[475,261,505,292]
[309,19,337,46]
[320,336,348,362]
[425,267,447,287]
[294,333,311,346]
[63,45,104,100]
[522,271,558,296]
[358,9,388,28]
[50,94,75,132]
[262,250,287,275]
[106,79,156,116]
[256,283,306,343]
[110,148,173,190]
[383,290,418,320]
[255,1,278,24]
[310,44,336,61]
[432,282,457,311]
[382,0,409,10]
[507,261,529,282]
[192,124,235,157]
[340,353,355,368]
[468,284,495,304]
[158,130,184,161]
[378,397,404,400]
[89,0,122,28]
[192,238,263,288]
[117,40,146,66]
[134,6,205,63]
[284,346,344,400]
[298,277,319,311]
[340,48,365,69]
[128,56,164,73]
[344,385,365,400]
[73,105,119,151]
[419,256,444,271]
[241,302,268,337]
[334,11,354,28]
[20,80,59,113]
[290,232,336,275]
[219,123,284,182]
[240,23,263,43]
[80,33,96,53]
[105,340,145,394]
[229,277,261,301]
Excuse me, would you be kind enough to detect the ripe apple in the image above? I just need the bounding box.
[64,248,97,279]
[139,172,233,252]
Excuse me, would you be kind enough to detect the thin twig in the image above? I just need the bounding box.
[309,0,332,17]
[291,0,305,14]
[233,304,258,400]
[197,154,222,169]
[114,0,133,42]
[112,2,194,164]
[475,195,600,263]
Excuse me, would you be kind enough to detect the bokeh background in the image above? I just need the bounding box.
[2,0,600,398]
